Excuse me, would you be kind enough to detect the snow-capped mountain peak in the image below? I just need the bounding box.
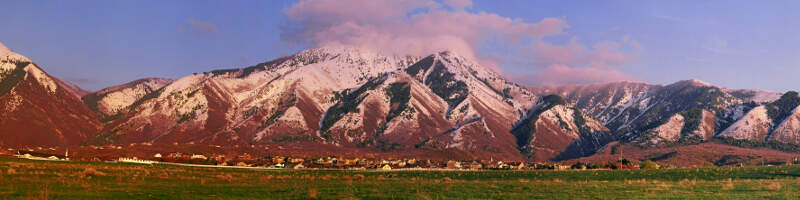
[83,77,175,116]
[675,79,713,87]
[0,42,102,147]
[0,42,11,56]
[7,42,800,162]
[0,42,31,62]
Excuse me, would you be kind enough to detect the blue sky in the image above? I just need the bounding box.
[1,0,799,92]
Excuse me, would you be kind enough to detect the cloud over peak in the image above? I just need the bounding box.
[283,0,639,86]
[178,19,219,34]
[283,0,566,59]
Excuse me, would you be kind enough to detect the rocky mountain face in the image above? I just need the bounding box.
[82,78,173,119]
[0,42,101,147]
[86,47,543,160]
[510,95,613,161]
[719,92,800,144]
[4,41,800,162]
[530,80,800,149]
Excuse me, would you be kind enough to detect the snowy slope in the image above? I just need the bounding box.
[718,105,771,141]
[0,42,101,147]
[770,105,800,144]
[693,109,716,140]
[532,79,761,144]
[92,47,539,160]
[510,95,613,161]
[84,78,173,116]
[645,114,684,144]
[8,40,800,160]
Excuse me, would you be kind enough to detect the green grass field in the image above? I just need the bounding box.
[1,158,799,199]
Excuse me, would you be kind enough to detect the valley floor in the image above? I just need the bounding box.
[1,158,800,199]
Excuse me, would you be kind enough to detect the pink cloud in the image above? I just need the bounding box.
[444,0,472,10]
[531,39,635,69]
[518,64,642,86]
[283,0,641,86]
[283,0,567,62]
[67,77,97,84]
[178,19,219,34]
[522,36,641,85]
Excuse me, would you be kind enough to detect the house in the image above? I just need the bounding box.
[396,161,407,168]
[446,160,462,169]
[554,164,570,170]
[272,156,286,164]
[15,151,68,161]
[497,161,509,169]
[191,154,208,160]
[289,158,304,163]
[514,163,526,170]
[168,152,183,159]
[118,157,156,165]
[213,155,226,163]
[468,161,483,170]
[314,158,329,165]
[294,163,306,169]
[237,154,253,161]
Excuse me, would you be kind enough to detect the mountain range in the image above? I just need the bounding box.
[2,42,800,163]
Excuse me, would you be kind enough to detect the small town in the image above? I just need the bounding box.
[4,146,650,171]
[7,145,799,172]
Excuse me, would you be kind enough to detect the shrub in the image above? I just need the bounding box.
[639,160,660,170]
[0,61,28,97]
[424,62,468,112]
[570,162,587,170]
[766,91,800,126]
[320,76,387,135]
[159,171,170,179]
[405,55,434,78]
[82,168,106,177]
[764,181,782,191]
[307,188,318,199]
[645,151,677,161]
[216,173,233,182]
[383,82,411,124]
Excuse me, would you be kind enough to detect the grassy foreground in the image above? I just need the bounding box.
[1,158,800,199]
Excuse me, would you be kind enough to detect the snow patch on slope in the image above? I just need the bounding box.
[692,110,715,140]
[536,105,595,137]
[0,42,30,62]
[743,90,782,103]
[719,105,770,141]
[0,42,11,56]
[95,78,173,114]
[770,105,800,143]
[24,65,57,93]
[649,114,684,144]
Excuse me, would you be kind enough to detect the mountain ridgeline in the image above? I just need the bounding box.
[2,42,800,161]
